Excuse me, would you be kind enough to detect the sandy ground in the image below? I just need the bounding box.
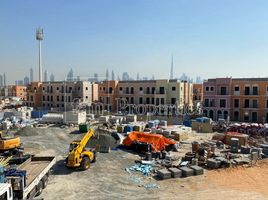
[17,127,268,200]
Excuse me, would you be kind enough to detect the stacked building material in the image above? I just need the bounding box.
[157,169,171,180]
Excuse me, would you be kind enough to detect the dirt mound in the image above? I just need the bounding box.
[16,127,40,136]
[87,133,117,149]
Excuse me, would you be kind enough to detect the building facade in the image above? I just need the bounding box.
[26,81,95,111]
[98,80,118,112]
[193,83,203,111]
[11,86,27,100]
[203,77,268,123]
[25,82,42,108]
[117,79,193,114]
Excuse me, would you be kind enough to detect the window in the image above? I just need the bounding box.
[85,87,88,90]
[130,87,134,94]
[220,87,227,95]
[126,87,129,94]
[139,87,143,91]
[47,96,50,101]
[172,86,176,91]
[151,98,155,104]
[235,86,239,92]
[130,97,134,104]
[62,96,64,101]
[68,96,71,102]
[159,87,165,94]
[267,86,268,92]
[57,87,59,90]
[42,103,45,107]
[57,96,59,101]
[234,99,239,108]
[161,98,164,104]
[78,87,80,91]
[86,96,88,99]
[245,86,250,95]
[146,98,150,104]
[244,99,249,108]
[106,97,110,104]
[139,97,143,104]
[152,87,155,94]
[43,87,45,91]
[210,87,214,91]
[146,87,150,94]
[156,98,159,105]
[234,111,239,121]
[252,112,258,122]
[253,86,258,95]
[43,96,45,101]
[205,87,209,91]
[267,100,268,108]
[171,98,176,104]
[252,100,258,108]
[244,112,249,121]
[69,87,72,93]
[220,99,226,108]
[109,87,113,94]
[119,87,122,91]
[51,96,53,101]
[204,99,209,107]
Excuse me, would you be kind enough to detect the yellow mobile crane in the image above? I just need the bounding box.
[65,128,97,170]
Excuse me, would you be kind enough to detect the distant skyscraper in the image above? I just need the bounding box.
[3,73,6,86]
[44,70,48,82]
[122,72,130,81]
[196,76,202,84]
[94,73,98,82]
[151,75,155,80]
[111,70,115,80]
[77,76,80,81]
[67,69,74,81]
[30,68,33,82]
[24,76,30,85]
[136,72,140,80]
[106,69,109,80]
[170,54,174,80]
[0,74,3,86]
[50,73,55,82]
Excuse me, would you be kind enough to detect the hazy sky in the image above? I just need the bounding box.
[1,0,268,84]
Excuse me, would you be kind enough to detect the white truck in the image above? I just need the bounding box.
[0,156,56,200]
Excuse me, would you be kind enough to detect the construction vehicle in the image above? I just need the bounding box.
[0,156,56,200]
[0,131,22,155]
[66,128,96,170]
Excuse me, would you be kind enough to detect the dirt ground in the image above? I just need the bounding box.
[17,127,268,200]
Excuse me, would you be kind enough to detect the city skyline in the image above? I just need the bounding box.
[2,1,268,84]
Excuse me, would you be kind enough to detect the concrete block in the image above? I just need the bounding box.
[168,168,182,178]
[157,169,171,180]
[207,158,220,169]
[241,146,251,154]
[180,167,194,177]
[190,166,204,175]
[99,146,110,153]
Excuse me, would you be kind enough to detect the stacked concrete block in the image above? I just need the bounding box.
[157,169,172,180]
[168,168,182,178]
[190,166,204,175]
[180,167,194,177]
[207,158,221,169]
[241,146,251,154]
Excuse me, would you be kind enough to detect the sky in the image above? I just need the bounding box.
[1,0,268,84]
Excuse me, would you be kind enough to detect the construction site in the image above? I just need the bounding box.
[0,106,268,200]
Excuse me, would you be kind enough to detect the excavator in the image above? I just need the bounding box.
[65,128,97,170]
[0,131,22,155]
